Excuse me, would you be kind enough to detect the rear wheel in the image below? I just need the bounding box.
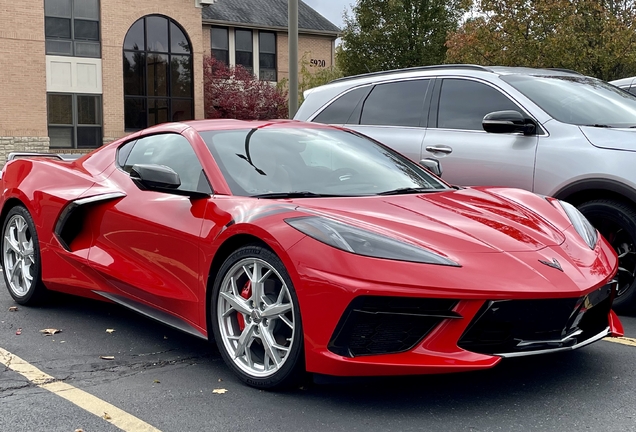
[1,206,46,305]
[578,199,636,312]
[211,245,305,389]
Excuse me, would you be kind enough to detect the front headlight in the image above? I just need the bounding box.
[285,216,459,266]
[559,200,598,249]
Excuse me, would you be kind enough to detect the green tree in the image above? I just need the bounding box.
[337,0,469,76]
[446,0,636,81]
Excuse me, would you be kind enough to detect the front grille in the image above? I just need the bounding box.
[457,283,614,355]
[328,296,461,357]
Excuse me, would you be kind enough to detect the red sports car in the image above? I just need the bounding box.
[0,120,623,389]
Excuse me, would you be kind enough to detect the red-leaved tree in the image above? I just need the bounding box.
[203,55,288,120]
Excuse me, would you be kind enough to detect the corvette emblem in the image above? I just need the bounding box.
[539,258,563,272]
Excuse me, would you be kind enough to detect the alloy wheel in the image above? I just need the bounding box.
[3,214,35,298]
[216,257,295,378]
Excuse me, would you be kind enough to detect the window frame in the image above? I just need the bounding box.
[234,28,254,73]
[258,31,277,82]
[47,92,103,149]
[211,26,229,66]
[44,0,101,58]
[123,15,194,132]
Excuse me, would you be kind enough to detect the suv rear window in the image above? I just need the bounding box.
[313,86,371,125]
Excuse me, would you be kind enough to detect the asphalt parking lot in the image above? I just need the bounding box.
[1,280,635,432]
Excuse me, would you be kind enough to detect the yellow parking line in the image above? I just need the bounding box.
[0,347,161,432]
[603,336,636,347]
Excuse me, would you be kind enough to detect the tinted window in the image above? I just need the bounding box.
[628,86,636,96]
[313,86,371,125]
[437,79,518,131]
[200,127,448,197]
[123,134,211,193]
[501,75,636,127]
[360,80,429,127]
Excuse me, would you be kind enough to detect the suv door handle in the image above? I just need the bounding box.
[425,145,453,155]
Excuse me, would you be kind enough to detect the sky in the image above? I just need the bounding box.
[303,0,352,29]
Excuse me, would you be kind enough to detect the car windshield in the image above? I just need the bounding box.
[501,75,636,127]
[200,127,449,197]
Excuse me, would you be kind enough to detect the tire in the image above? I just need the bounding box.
[211,245,305,389]
[1,205,47,305]
[578,199,636,312]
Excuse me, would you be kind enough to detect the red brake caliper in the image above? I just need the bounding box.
[236,280,252,331]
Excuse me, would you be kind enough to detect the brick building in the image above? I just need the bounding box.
[0,0,339,160]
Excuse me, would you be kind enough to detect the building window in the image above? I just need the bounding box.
[235,29,253,74]
[259,32,276,81]
[211,27,229,65]
[123,15,194,131]
[44,0,100,58]
[48,93,102,148]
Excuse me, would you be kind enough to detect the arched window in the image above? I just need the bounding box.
[123,15,193,130]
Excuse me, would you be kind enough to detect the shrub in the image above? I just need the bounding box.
[203,55,289,120]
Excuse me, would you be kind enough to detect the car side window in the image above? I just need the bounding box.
[122,133,212,193]
[313,86,371,125]
[629,86,636,96]
[360,79,430,127]
[437,79,519,131]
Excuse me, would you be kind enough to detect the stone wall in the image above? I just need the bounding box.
[0,137,50,167]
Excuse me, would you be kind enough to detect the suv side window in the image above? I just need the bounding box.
[437,79,519,131]
[360,79,430,127]
[313,86,371,125]
[122,133,212,193]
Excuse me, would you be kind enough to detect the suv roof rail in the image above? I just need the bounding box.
[329,64,492,84]
[544,67,583,75]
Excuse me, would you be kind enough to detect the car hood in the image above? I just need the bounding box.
[579,125,636,151]
[292,187,567,255]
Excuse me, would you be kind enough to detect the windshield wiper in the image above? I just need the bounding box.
[377,187,440,196]
[252,191,342,199]
[583,124,613,128]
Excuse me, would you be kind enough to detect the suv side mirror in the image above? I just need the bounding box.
[419,158,443,177]
[482,110,536,135]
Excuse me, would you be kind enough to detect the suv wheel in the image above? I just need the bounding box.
[578,199,636,312]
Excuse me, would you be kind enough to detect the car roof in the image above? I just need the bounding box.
[327,64,583,86]
[180,119,335,132]
[609,76,635,87]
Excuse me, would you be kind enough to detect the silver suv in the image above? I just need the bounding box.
[295,64,636,311]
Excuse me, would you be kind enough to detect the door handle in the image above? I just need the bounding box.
[425,145,453,156]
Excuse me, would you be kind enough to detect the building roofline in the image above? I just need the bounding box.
[202,19,341,38]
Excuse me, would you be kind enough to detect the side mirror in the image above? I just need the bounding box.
[130,164,181,190]
[482,110,536,135]
[130,164,211,199]
[419,158,443,177]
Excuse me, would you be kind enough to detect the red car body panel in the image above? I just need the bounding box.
[0,119,622,377]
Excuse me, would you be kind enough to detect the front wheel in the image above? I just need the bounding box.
[1,205,47,305]
[211,245,305,389]
[578,199,636,312]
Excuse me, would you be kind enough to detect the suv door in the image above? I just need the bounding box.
[422,78,538,189]
[314,79,431,162]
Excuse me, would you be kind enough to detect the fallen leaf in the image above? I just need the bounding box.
[103,412,112,420]
[153,379,160,384]
[75,429,84,432]
[60,341,65,343]
[100,356,115,360]
[15,328,22,335]
[212,388,228,394]
[106,329,115,334]
[8,306,18,312]
[40,328,61,336]
[218,378,223,382]
[163,336,168,340]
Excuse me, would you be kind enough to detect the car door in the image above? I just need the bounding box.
[314,79,432,162]
[422,77,538,189]
[87,133,213,327]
